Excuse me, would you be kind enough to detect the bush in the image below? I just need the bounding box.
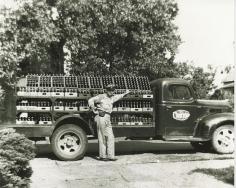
[0,128,36,188]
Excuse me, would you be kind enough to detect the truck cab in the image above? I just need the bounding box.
[151,78,234,154]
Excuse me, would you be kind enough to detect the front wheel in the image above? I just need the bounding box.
[212,125,234,154]
[51,124,88,161]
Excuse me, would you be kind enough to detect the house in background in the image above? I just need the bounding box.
[221,68,234,108]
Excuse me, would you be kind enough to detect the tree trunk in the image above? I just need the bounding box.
[49,40,65,74]
[2,88,16,123]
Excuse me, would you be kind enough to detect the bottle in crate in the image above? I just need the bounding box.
[27,116,35,124]
[16,117,26,124]
[143,101,153,112]
[52,76,64,87]
[111,115,118,126]
[16,114,35,125]
[28,87,37,96]
[38,88,51,97]
[130,115,143,126]
[16,117,20,124]
[112,103,118,111]
[141,115,152,126]
[65,76,77,87]
[17,87,27,96]
[78,89,91,99]
[17,100,28,110]
[131,89,141,98]
[37,101,51,111]
[143,90,153,99]
[77,76,89,89]
[79,100,89,111]
[51,88,64,97]
[38,115,52,125]
[138,116,143,126]
[147,117,153,126]
[16,117,24,124]
[16,100,24,110]
[117,115,123,126]
[138,77,151,90]
[40,75,51,87]
[54,101,64,111]
[65,88,78,97]
[130,115,135,126]
[117,101,123,111]
[16,101,20,110]
[117,114,130,126]
[27,74,39,87]
[29,100,37,110]
[118,101,131,111]
[65,101,77,111]
[89,76,101,89]
[130,101,142,112]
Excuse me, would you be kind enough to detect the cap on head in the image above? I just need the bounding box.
[105,84,116,91]
[94,99,101,106]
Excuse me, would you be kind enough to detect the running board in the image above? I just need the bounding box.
[163,136,210,142]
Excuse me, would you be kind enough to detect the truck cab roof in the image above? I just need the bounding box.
[150,78,190,88]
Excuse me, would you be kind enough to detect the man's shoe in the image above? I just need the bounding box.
[108,158,118,161]
[97,157,109,161]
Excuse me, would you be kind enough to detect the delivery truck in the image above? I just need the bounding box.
[1,74,234,160]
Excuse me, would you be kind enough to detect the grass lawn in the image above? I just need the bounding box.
[190,166,234,185]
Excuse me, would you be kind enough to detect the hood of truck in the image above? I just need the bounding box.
[196,99,231,110]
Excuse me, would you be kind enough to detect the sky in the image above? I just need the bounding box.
[175,0,234,70]
[0,0,235,70]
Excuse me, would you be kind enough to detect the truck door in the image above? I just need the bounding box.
[159,84,199,137]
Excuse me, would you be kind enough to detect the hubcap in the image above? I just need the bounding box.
[216,128,234,151]
[58,133,81,155]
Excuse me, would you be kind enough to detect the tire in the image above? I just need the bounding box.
[190,141,212,152]
[212,125,234,154]
[51,124,88,161]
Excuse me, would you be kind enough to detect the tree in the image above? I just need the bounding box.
[172,62,216,98]
[0,1,61,75]
[59,0,181,76]
[0,0,181,122]
[0,0,180,76]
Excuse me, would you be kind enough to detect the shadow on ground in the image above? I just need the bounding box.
[35,140,234,163]
[189,166,234,185]
[35,140,193,158]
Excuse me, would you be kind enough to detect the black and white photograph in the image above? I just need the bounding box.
[0,0,234,187]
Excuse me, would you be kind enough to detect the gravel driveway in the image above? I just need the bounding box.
[30,140,234,188]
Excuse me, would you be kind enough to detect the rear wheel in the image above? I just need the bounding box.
[190,141,212,152]
[51,124,88,161]
[212,125,234,154]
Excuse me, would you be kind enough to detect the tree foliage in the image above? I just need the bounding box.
[58,0,181,76]
[0,0,180,78]
[172,62,216,98]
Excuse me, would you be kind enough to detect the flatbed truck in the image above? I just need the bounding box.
[0,75,234,160]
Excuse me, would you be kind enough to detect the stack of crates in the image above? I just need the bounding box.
[16,74,153,126]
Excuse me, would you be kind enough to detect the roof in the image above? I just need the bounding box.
[221,82,234,89]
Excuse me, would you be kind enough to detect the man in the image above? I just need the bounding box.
[88,84,130,161]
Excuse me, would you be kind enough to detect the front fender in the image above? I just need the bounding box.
[55,114,87,125]
[193,112,234,140]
